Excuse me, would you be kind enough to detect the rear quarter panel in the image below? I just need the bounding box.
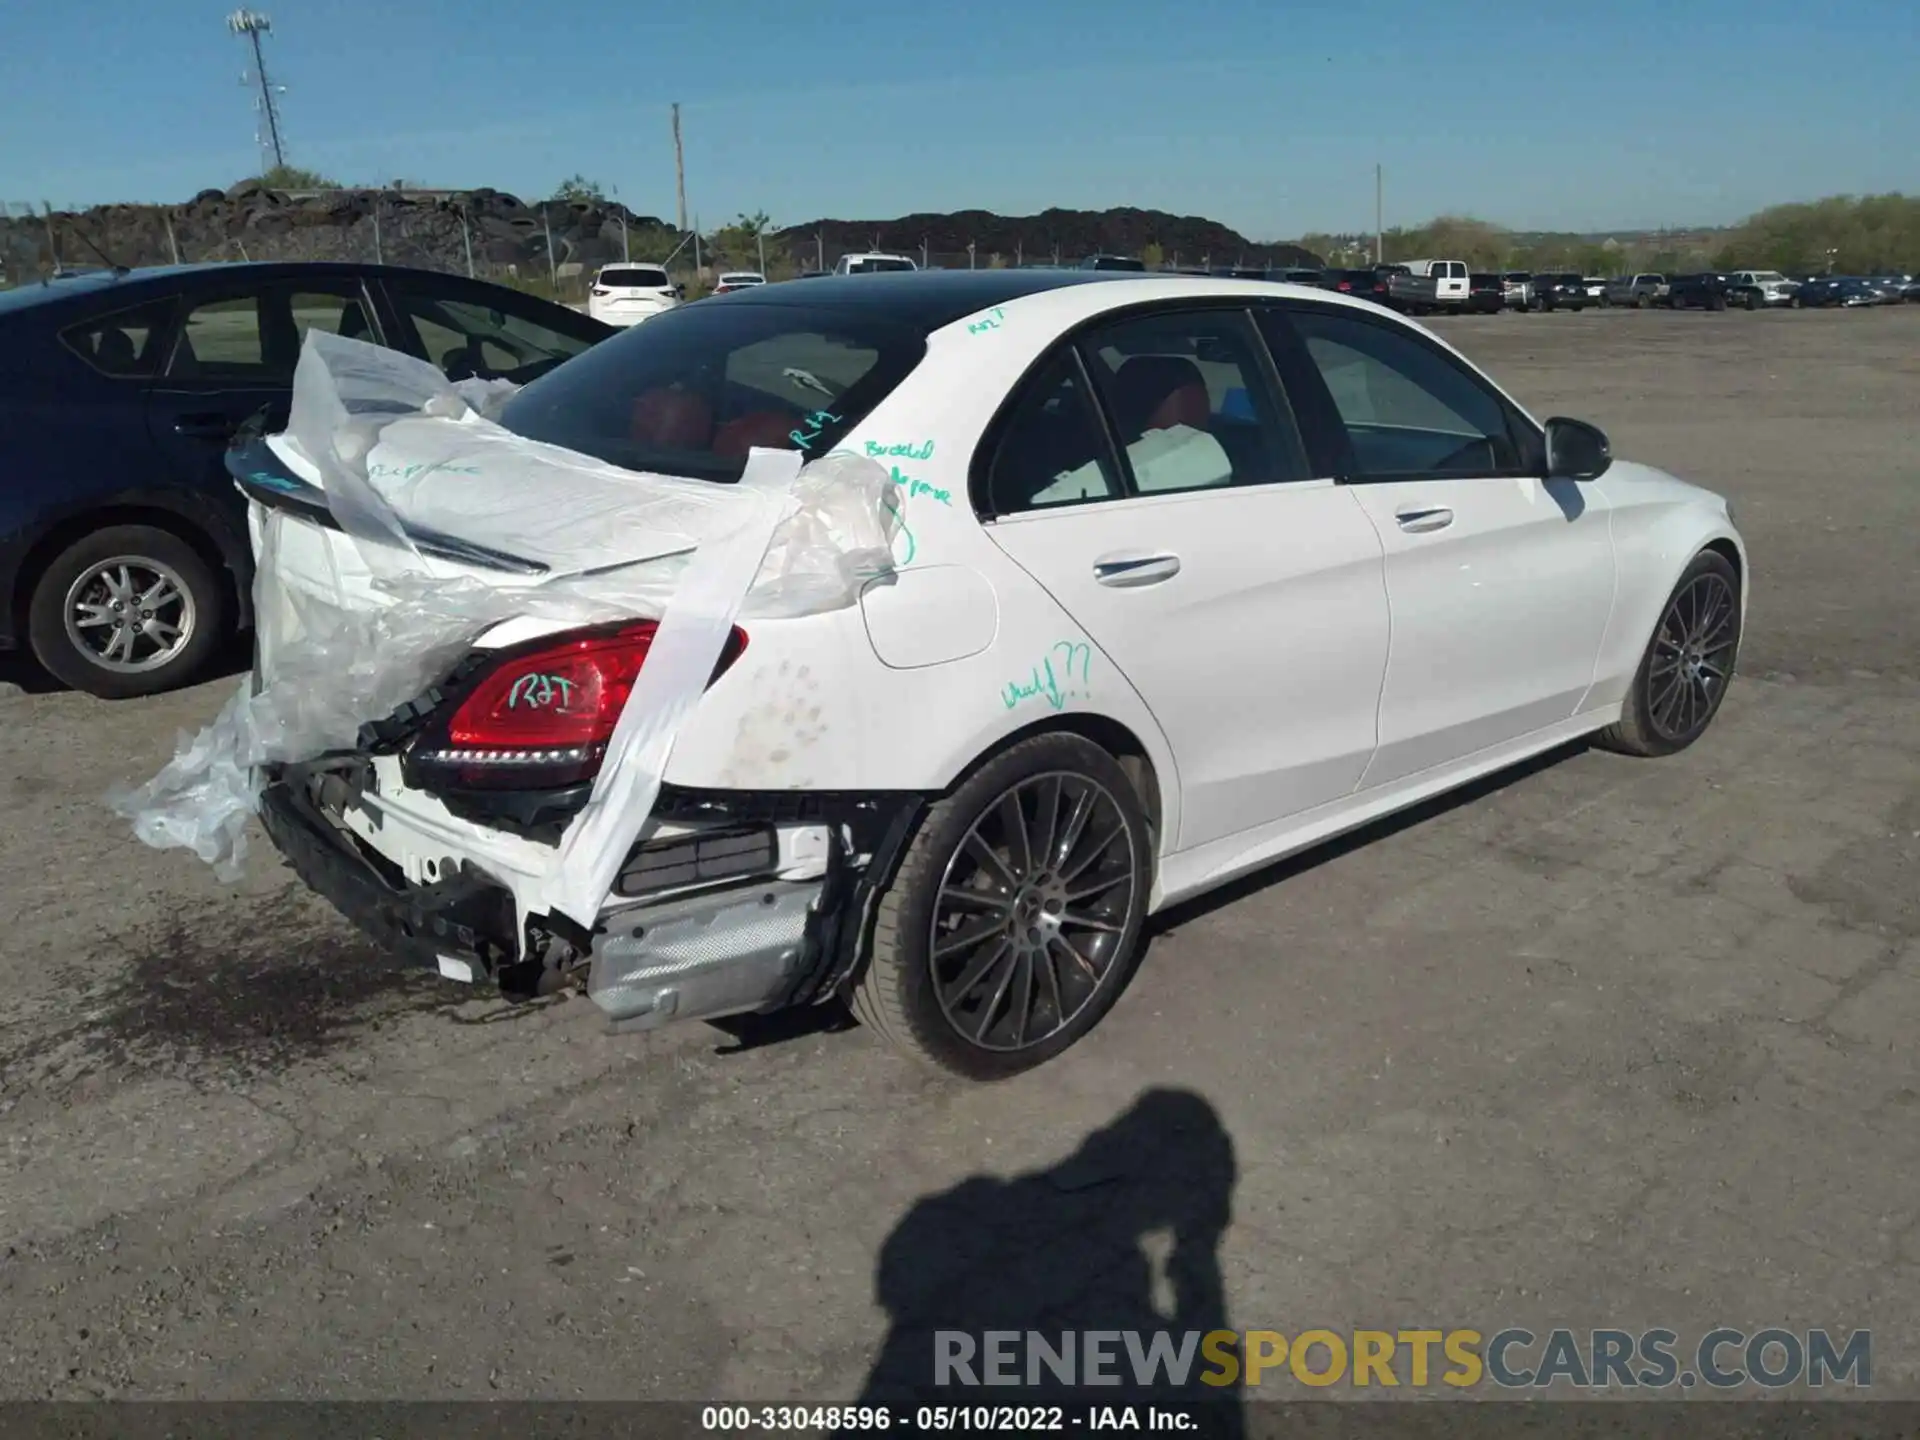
[659,293,1185,846]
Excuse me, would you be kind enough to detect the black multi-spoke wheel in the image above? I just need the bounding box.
[1598,549,1742,758]
[851,733,1152,1079]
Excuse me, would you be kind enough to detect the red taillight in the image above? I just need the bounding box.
[1337,280,1353,290]
[415,622,746,789]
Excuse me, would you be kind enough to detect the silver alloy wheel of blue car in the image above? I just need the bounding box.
[62,555,197,674]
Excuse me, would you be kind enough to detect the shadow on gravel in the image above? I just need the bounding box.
[851,1087,1245,1435]
[6,888,560,1090]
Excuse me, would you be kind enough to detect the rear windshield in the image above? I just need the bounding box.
[496,301,925,483]
[846,257,916,273]
[598,267,671,288]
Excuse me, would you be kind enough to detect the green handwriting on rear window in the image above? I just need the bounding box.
[789,409,842,451]
[865,440,934,461]
[968,307,1006,335]
[507,673,576,709]
[1002,641,1092,712]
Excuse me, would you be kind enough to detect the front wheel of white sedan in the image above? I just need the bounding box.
[851,732,1153,1080]
[1597,550,1742,758]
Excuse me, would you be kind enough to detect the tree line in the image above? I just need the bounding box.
[1301,194,1918,276]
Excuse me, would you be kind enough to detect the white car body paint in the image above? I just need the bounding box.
[256,275,1746,1024]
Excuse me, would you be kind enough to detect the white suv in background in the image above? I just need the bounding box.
[834,252,920,275]
[586,264,681,327]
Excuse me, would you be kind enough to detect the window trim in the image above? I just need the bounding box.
[967,297,1320,521]
[1258,299,1547,485]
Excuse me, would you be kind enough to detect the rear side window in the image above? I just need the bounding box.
[1077,308,1311,494]
[497,302,924,482]
[598,267,670,288]
[984,355,1123,512]
[168,294,271,378]
[60,298,175,378]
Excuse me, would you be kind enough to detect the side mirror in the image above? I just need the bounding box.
[1544,416,1612,481]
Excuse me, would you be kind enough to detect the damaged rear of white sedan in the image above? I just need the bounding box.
[119,271,1747,1080]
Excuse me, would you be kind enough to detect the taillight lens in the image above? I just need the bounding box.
[411,621,746,790]
[1337,280,1352,290]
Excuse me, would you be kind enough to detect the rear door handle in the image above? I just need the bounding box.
[174,413,237,440]
[1395,505,1454,533]
[1093,552,1181,587]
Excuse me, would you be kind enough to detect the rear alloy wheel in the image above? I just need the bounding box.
[1597,550,1742,758]
[26,525,226,699]
[851,732,1152,1079]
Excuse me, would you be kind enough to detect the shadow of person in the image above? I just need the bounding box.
[851,1087,1244,1437]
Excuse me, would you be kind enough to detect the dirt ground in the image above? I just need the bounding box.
[1,304,1916,1404]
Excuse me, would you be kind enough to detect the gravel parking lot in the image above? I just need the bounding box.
[1,305,1916,1402]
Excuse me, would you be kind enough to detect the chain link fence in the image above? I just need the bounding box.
[2,194,1322,301]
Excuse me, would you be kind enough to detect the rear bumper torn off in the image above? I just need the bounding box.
[258,772,924,1031]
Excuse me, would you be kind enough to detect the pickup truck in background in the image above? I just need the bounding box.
[1725,270,1799,309]
[1605,273,1669,307]
[1387,259,1470,314]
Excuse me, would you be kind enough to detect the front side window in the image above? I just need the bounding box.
[388,284,599,384]
[1077,309,1310,495]
[497,301,923,483]
[60,298,175,378]
[1279,309,1527,478]
[983,354,1123,513]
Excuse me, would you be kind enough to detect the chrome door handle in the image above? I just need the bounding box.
[1093,553,1181,587]
[1395,505,1454,533]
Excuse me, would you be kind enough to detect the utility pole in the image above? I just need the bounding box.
[671,103,688,235]
[1375,163,1383,264]
[228,11,288,172]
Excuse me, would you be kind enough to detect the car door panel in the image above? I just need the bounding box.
[1262,303,1617,789]
[977,307,1390,854]
[1345,474,1614,785]
[146,279,379,495]
[991,486,1389,848]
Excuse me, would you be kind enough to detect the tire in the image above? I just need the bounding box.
[1745,292,1760,311]
[849,731,1154,1079]
[1595,550,1742,759]
[26,524,227,699]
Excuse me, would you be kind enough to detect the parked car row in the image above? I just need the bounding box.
[1293,264,1918,314]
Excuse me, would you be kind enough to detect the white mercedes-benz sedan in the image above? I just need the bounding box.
[239,271,1746,1078]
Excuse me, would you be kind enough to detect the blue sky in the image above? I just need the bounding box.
[1,0,1913,239]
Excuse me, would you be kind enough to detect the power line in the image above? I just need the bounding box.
[227,10,287,172]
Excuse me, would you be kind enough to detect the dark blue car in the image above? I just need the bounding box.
[0,262,610,697]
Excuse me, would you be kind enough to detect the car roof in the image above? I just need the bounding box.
[0,259,503,317]
[718,268,1157,329]
[717,269,1387,335]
